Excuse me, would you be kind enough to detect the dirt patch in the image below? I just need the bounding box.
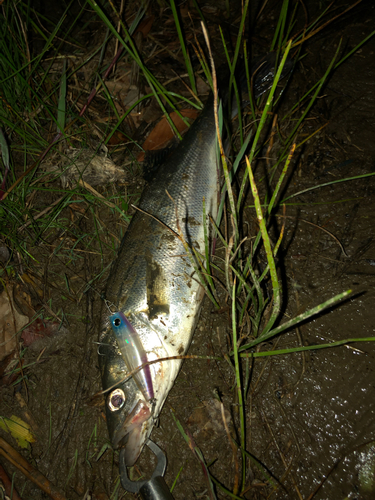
[0,1,375,499]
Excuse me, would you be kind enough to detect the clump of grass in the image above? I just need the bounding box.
[1,0,374,499]
[157,0,375,497]
[0,3,144,291]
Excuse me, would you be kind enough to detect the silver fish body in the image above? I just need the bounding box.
[99,54,290,466]
[99,93,219,466]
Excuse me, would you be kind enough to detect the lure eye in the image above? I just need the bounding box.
[113,317,121,327]
[108,388,125,411]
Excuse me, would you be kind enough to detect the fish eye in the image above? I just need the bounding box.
[108,388,125,411]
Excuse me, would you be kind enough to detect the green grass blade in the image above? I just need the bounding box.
[171,410,217,499]
[169,0,197,95]
[267,143,295,214]
[231,281,246,492]
[281,171,375,204]
[0,128,10,171]
[247,157,281,337]
[238,290,352,352]
[57,60,67,134]
[271,0,289,50]
[240,337,375,358]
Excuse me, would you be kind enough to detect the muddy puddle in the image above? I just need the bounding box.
[0,0,375,499]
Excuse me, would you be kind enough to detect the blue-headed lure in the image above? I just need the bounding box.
[110,311,154,401]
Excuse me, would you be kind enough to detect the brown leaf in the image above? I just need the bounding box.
[20,273,43,299]
[0,351,23,386]
[107,130,129,146]
[134,15,155,38]
[187,399,232,441]
[13,282,35,317]
[20,319,65,347]
[137,109,199,162]
[0,286,29,362]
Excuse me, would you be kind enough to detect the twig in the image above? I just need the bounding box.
[219,400,239,495]
[290,267,306,389]
[18,196,66,232]
[0,462,22,500]
[0,437,66,500]
[201,21,239,243]
[305,459,341,500]
[260,409,303,500]
[292,0,363,47]
[79,180,117,209]
[277,214,349,257]
[131,203,180,240]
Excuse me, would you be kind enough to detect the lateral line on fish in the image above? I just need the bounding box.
[134,190,222,307]
[166,189,220,309]
[132,193,210,260]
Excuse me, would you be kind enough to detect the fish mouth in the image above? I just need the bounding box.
[112,399,153,466]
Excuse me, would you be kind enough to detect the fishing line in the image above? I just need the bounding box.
[97,353,223,396]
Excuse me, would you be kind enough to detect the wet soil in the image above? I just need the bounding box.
[1,1,375,499]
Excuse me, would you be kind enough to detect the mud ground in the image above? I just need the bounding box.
[1,0,375,499]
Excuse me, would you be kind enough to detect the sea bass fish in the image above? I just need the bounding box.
[99,54,289,467]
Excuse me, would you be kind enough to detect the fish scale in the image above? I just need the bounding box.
[99,92,218,466]
[98,53,291,467]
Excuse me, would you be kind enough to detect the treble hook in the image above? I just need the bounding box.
[104,299,117,314]
[93,341,111,356]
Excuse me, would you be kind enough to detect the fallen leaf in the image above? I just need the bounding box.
[134,15,154,38]
[0,351,23,387]
[196,76,210,95]
[13,282,35,317]
[105,77,130,96]
[69,202,87,214]
[137,109,199,162]
[187,399,232,441]
[0,245,10,264]
[0,286,29,362]
[0,415,36,448]
[20,273,43,299]
[107,130,131,146]
[20,318,65,347]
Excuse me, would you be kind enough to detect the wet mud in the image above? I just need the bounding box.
[0,1,375,499]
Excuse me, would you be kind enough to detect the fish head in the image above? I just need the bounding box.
[106,391,153,466]
[99,309,177,466]
[100,329,155,466]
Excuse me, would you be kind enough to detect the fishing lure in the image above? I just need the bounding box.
[110,311,154,402]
